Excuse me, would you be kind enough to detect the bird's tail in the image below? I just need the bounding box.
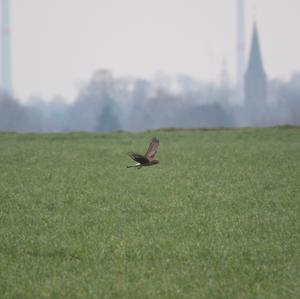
[126,163,142,169]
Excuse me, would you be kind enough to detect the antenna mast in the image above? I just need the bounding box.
[236,0,245,102]
[0,0,13,97]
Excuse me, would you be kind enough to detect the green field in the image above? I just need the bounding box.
[0,127,299,299]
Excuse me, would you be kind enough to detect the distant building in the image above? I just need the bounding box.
[244,24,267,125]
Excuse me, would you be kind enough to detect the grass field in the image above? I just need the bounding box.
[0,127,299,299]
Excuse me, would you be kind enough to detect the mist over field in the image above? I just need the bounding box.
[0,69,300,132]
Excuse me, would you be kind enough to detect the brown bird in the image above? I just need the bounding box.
[127,137,160,169]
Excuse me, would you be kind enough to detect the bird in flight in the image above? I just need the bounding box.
[127,137,160,169]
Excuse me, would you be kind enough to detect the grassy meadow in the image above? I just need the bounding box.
[0,127,299,298]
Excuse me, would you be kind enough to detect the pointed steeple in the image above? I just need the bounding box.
[246,23,265,74]
[244,23,268,125]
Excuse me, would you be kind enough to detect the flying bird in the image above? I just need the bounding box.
[127,137,160,169]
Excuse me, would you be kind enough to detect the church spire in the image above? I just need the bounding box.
[244,23,268,125]
[246,23,265,74]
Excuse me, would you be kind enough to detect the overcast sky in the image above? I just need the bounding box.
[11,0,300,101]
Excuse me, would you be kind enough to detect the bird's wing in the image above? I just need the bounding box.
[144,137,159,161]
[128,152,149,164]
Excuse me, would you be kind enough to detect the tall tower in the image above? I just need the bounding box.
[0,0,13,97]
[236,0,245,102]
[220,57,230,101]
[244,23,267,124]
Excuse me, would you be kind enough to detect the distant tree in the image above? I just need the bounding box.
[0,94,29,131]
[95,103,121,131]
[268,73,300,125]
[69,69,122,131]
[4,68,298,132]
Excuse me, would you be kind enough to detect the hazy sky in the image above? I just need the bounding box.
[11,0,300,101]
